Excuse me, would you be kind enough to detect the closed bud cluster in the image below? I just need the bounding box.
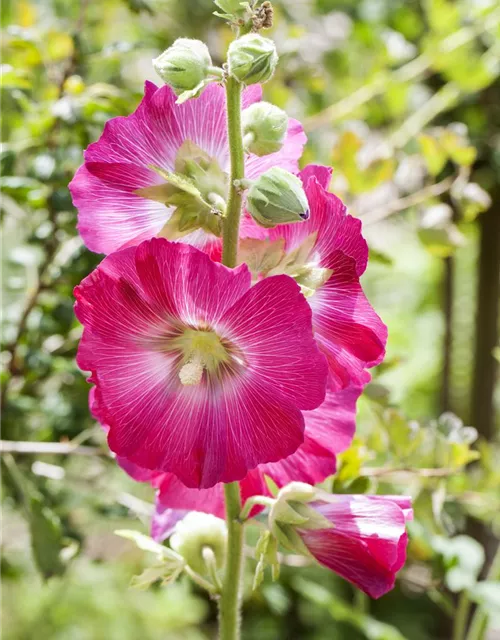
[227,34,278,85]
[153,39,222,101]
[242,102,288,156]
[170,512,227,576]
[246,167,309,228]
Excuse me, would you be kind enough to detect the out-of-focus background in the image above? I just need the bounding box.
[2,0,500,638]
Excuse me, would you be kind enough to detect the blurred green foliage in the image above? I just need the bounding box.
[1,0,500,638]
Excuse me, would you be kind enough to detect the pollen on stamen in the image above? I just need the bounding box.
[179,360,204,386]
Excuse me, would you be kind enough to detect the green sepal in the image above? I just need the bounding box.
[253,530,280,591]
[138,142,227,240]
[176,79,213,104]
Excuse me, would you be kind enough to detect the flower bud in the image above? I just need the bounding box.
[268,485,413,599]
[170,512,227,576]
[227,34,278,85]
[153,39,214,97]
[242,102,288,156]
[246,167,309,228]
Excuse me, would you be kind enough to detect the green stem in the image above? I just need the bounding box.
[219,482,244,640]
[239,495,275,522]
[221,75,245,268]
[466,543,500,640]
[219,70,246,640]
[184,566,219,595]
[453,591,471,640]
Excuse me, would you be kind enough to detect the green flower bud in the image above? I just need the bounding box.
[153,39,217,98]
[227,34,278,85]
[242,102,288,156]
[246,167,309,228]
[170,512,227,576]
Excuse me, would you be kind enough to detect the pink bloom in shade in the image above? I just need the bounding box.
[297,494,412,599]
[76,237,327,489]
[69,82,306,257]
[88,384,361,542]
[240,164,387,390]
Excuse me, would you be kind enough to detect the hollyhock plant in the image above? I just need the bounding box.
[76,237,327,488]
[269,484,412,599]
[69,82,305,258]
[71,2,411,635]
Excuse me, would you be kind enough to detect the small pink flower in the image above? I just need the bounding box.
[298,494,412,599]
[69,82,306,257]
[76,238,327,488]
[89,384,360,540]
[241,165,387,390]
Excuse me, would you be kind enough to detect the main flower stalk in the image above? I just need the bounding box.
[219,482,244,639]
[221,75,245,268]
[219,71,245,639]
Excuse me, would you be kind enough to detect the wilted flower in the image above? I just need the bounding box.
[76,238,327,488]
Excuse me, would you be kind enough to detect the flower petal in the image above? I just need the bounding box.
[218,274,328,410]
[308,251,387,389]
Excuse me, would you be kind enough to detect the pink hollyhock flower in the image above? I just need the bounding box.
[240,164,387,390]
[89,384,361,541]
[69,82,305,257]
[295,494,412,599]
[76,237,327,488]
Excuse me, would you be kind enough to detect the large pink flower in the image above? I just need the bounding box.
[89,385,361,540]
[297,494,412,598]
[69,82,306,257]
[76,237,327,488]
[240,165,387,390]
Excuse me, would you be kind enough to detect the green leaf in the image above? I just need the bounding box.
[433,535,485,592]
[46,31,74,61]
[115,529,182,564]
[130,563,184,590]
[418,134,447,176]
[440,131,477,167]
[28,495,66,579]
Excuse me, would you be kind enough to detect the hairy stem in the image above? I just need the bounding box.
[453,592,471,640]
[218,64,246,640]
[219,482,244,640]
[221,75,245,268]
